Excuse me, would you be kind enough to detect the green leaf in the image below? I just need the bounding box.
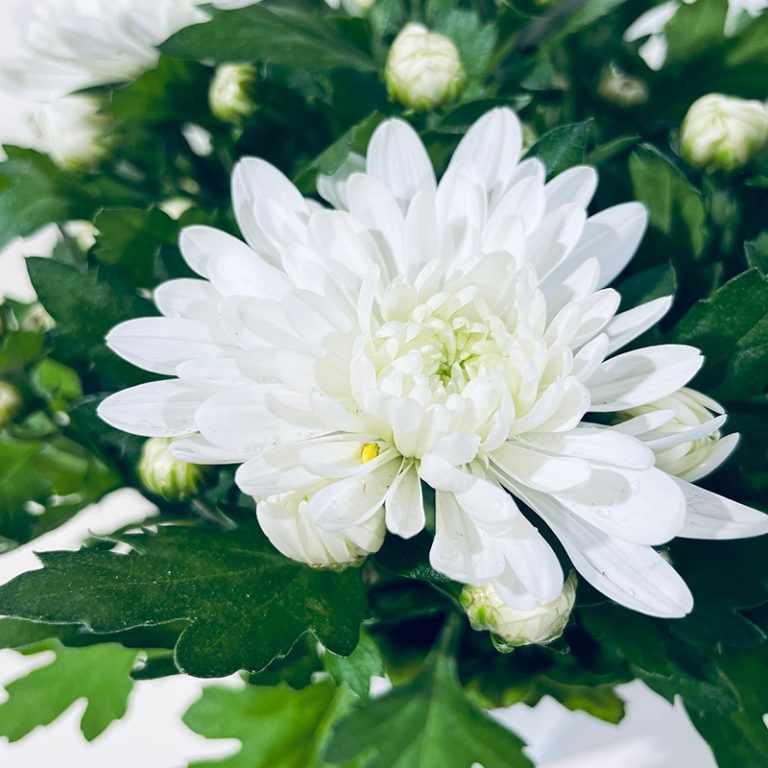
[0,640,136,742]
[629,145,707,261]
[525,122,591,179]
[162,2,375,73]
[664,0,728,64]
[183,681,361,768]
[745,232,768,273]
[325,638,533,768]
[0,524,368,678]
[435,10,496,81]
[0,433,119,552]
[25,257,155,384]
[673,269,768,399]
[110,57,211,125]
[548,0,628,46]
[324,628,385,700]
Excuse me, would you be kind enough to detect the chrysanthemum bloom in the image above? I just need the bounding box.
[99,108,768,618]
[0,0,207,102]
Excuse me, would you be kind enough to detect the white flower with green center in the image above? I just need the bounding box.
[98,108,768,618]
[0,0,207,102]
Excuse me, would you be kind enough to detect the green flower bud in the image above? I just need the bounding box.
[385,23,465,112]
[138,437,206,501]
[0,381,23,427]
[681,93,768,173]
[460,573,577,651]
[597,63,649,108]
[209,64,258,124]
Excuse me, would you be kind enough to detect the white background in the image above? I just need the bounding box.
[0,2,720,765]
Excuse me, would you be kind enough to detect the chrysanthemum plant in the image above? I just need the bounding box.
[1,1,767,765]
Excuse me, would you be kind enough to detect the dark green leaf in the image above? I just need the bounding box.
[629,145,707,260]
[324,628,385,700]
[0,524,368,677]
[526,122,591,179]
[0,640,136,742]
[162,2,376,73]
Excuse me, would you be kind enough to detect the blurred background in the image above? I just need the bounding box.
[0,1,723,765]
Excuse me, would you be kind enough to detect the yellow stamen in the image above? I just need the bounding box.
[361,443,380,463]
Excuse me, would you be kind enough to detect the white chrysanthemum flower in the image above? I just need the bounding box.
[681,94,768,173]
[0,0,207,102]
[98,108,768,616]
[33,95,112,170]
[461,572,577,649]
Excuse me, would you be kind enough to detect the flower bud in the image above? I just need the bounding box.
[681,94,768,173]
[460,573,577,651]
[33,95,112,171]
[385,23,465,112]
[619,387,739,483]
[324,0,376,15]
[138,437,206,501]
[209,64,258,124]
[257,485,385,570]
[0,381,23,427]
[598,63,649,108]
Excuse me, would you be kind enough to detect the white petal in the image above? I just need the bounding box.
[170,433,249,465]
[317,152,366,210]
[154,278,220,320]
[97,380,207,437]
[106,318,237,376]
[367,118,436,208]
[527,204,587,280]
[522,428,655,469]
[587,345,703,412]
[551,466,686,545]
[385,461,426,539]
[605,296,673,355]
[496,530,564,605]
[309,460,401,530]
[449,108,523,203]
[430,491,505,583]
[676,478,768,540]
[527,490,693,618]
[568,202,648,289]
[544,166,598,214]
[492,442,591,492]
[680,432,739,483]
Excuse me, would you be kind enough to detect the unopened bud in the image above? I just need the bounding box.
[461,573,577,651]
[598,63,649,108]
[33,95,112,171]
[209,64,257,124]
[138,437,206,501]
[681,94,768,173]
[0,382,23,427]
[385,23,465,112]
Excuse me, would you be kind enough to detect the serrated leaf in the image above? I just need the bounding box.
[629,145,707,261]
[0,524,368,678]
[325,641,533,768]
[0,640,136,742]
[324,628,385,700]
[525,122,591,179]
[183,681,361,768]
[162,2,375,73]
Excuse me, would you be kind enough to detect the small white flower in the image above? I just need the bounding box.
[209,64,258,124]
[461,573,577,649]
[33,95,112,171]
[99,107,768,615]
[386,23,465,111]
[211,0,374,14]
[681,94,768,173]
[139,437,206,501]
[0,0,207,102]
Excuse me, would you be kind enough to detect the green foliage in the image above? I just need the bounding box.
[0,640,137,742]
[526,122,591,178]
[183,681,360,768]
[325,626,533,768]
[0,523,368,677]
[324,628,385,700]
[162,2,375,72]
